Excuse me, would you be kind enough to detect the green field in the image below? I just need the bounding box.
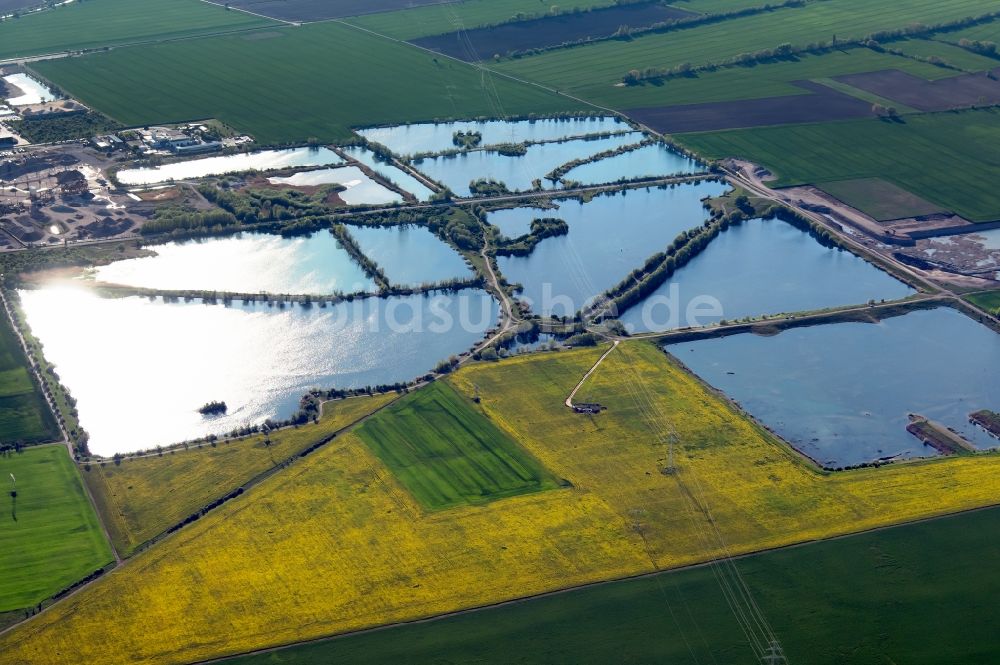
[945,19,1000,44]
[85,394,398,556]
[226,505,1000,664]
[0,446,112,612]
[0,308,57,445]
[356,381,559,510]
[574,47,949,111]
[678,108,1000,222]
[966,289,1000,316]
[0,0,275,60]
[494,0,994,95]
[817,177,945,220]
[890,37,1000,72]
[31,22,584,144]
[348,0,617,41]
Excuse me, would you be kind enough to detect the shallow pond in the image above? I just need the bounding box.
[3,73,57,106]
[667,306,1000,467]
[561,142,700,186]
[342,146,436,202]
[496,181,728,318]
[94,231,375,294]
[268,166,402,205]
[357,117,627,157]
[414,133,644,197]
[618,217,915,332]
[20,285,498,456]
[346,225,472,286]
[117,147,343,186]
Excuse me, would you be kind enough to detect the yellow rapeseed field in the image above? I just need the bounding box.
[4,342,1000,664]
[85,393,399,555]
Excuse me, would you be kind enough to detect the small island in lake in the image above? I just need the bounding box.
[198,400,228,416]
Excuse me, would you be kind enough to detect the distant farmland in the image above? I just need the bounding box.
[348,0,618,41]
[226,0,454,23]
[0,446,113,612]
[0,0,276,60]
[0,307,57,444]
[494,0,995,95]
[30,22,584,144]
[412,3,695,61]
[678,108,1000,223]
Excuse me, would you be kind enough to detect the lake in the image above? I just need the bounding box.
[346,224,472,286]
[268,166,402,205]
[496,182,728,318]
[93,231,375,294]
[618,217,915,332]
[3,73,57,106]
[342,146,436,202]
[19,285,498,456]
[357,117,627,157]
[560,142,701,186]
[667,306,1000,467]
[487,206,557,238]
[413,132,645,197]
[116,147,343,186]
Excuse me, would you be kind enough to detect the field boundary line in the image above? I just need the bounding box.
[565,339,618,407]
[192,500,1000,664]
[197,0,299,26]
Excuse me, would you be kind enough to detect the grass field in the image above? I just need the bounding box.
[817,177,945,220]
[494,0,993,96]
[944,19,1000,45]
[30,22,584,144]
[890,37,1000,72]
[0,308,57,445]
[591,48,949,111]
[678,108,1000,222]
[6,343,1000,663]
[347,0,617,41]
[0,0,276,60]
[0,446,113,612]
[967,289,1000,316]
[356,382,559,510]
[227,505,1000,664]
[85,394,398,556]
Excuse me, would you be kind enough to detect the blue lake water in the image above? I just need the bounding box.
[116,147,343,186]
[342,146,437,202]
[411,133,644,196]
[667,307,1000,467]
[497,181,728,317]
[357,117,628,156]
[561,142,701,186]
[346,225,472,286]
[618,217,915,332]
[94,231,375,294]
[268,166,402,205]
[19,285,498,456]
[487,206,557,238]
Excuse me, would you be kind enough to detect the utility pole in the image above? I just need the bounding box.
[663,431,678,475]
[762,640,786,664]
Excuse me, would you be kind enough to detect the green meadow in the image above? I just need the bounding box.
[31,21,584,144]
[0,446,112,612]
[357,381,559,510]
[0,0,275,60]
